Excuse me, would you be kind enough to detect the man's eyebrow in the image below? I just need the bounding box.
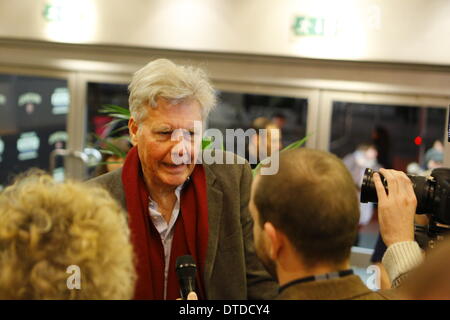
[153,124,172,131]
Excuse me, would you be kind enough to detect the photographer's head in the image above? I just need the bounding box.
[249,148,359,284]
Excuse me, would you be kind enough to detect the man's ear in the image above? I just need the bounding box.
[263,222,282,260]
[128,118,139,146]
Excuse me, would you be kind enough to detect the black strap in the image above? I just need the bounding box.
[279,269,354,294]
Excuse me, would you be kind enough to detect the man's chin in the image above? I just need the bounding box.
[159,172,190,187]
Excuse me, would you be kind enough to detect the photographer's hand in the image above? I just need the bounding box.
[374,168,417,247]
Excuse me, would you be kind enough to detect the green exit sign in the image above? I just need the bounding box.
[43,3,62,22]
[292,15,325,36]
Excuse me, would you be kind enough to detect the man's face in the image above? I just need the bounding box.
[129,98,203,188]
[249,176,278,280]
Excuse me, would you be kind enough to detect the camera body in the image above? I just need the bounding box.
[361,168,450,225]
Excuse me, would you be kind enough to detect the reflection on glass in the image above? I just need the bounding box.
[48,131,68,149]
[0,74,68,186]
[51,88,70,115]
[17,132,40,161]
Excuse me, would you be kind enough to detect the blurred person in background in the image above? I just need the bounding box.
[0,171,136,299]
[93,136,132,177]
[88,59,277,300]
[371,126,392,169]
[249,149,417,299]
[343,143,381,227]
[423,139,444,174]
[370,126,393,289]
[271,112,287,148]
[271,112,287,131]
[248,117,282,169]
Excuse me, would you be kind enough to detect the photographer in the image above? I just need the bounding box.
[373,169,424,287]
[250,148,409,299]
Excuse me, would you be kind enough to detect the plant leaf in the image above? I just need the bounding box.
[99,104,131,117]
[252,133,313,176]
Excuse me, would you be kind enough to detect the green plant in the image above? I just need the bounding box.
[251,133,312,176]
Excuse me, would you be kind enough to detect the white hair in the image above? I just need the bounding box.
[128,59,217,123]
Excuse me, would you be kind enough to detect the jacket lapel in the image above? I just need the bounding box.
[202,164,223,293]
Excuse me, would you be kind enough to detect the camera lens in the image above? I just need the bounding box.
[360,168,387,203]
[413,176,435,214]
[360,168,436,215]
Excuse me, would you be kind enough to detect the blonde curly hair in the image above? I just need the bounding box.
[0,171,136,299]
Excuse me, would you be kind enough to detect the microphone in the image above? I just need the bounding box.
[175,255,197,300]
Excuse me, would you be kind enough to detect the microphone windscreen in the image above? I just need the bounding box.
[176,255,196,279]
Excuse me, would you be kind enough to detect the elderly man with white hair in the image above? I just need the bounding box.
[89,59,278,300]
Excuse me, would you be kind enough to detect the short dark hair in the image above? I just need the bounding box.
[271,112,286,119]
[253,148,359,267]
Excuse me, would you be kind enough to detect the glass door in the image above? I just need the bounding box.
[318,90,448,287]
[318,91,448,249]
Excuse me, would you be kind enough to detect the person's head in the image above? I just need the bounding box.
[249,149,359,281]
[128,58,217,189]
[432,140,444,152]
[251,117,272,132]
[357,143,377,159]
[354,143,378,168]
[94,136,132,177]
[104,137,132,172]
[250,117,281,159]
[425,140,444,170]
[0,171,136,299]
[271,112,287,129]
[400,237,450,299]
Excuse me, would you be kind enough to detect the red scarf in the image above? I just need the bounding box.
[122,146,209,300]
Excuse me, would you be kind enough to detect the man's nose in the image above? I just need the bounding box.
[173,139,187,156]
[170,130,191,164]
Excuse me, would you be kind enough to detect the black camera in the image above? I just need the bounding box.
[361,168,450,225]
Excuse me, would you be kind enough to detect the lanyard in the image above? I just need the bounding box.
[279,269,354,294]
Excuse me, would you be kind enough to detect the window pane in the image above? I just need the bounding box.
[329,101,446,249]
[331,102,446,170]
[208,91,308,159]
[0,74,69,188]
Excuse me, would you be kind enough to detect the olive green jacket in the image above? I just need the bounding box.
[276,275,396,300]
